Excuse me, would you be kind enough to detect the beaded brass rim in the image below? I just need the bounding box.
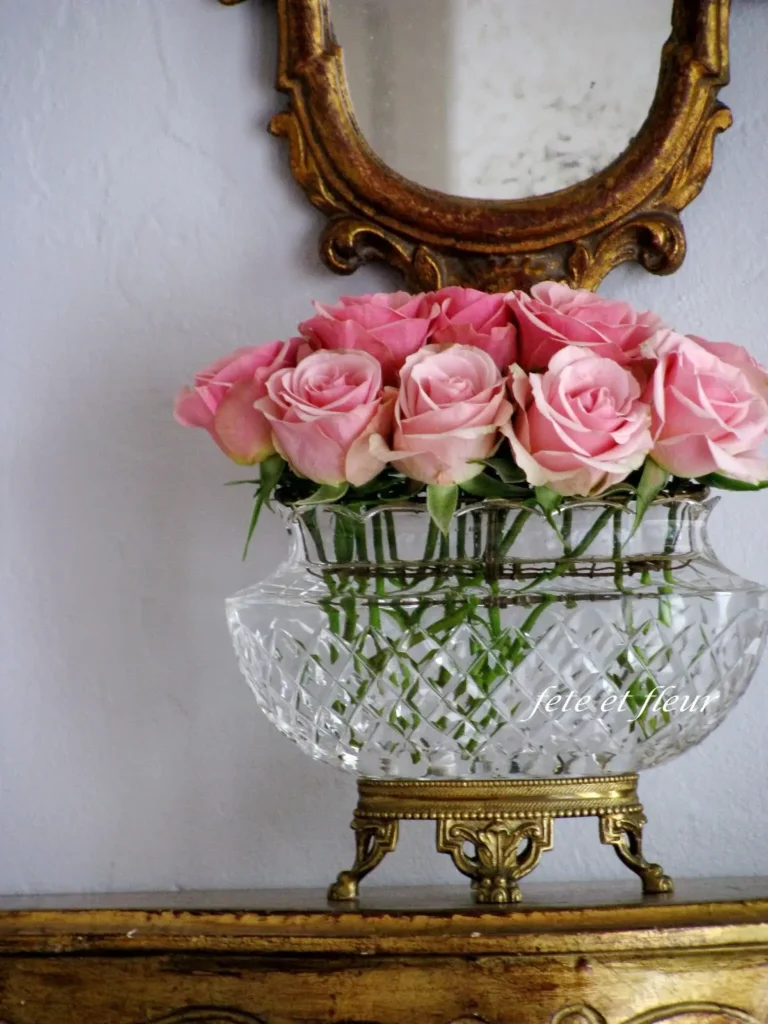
[356,775,643,820]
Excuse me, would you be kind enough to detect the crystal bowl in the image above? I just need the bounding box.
[227,499,768,778]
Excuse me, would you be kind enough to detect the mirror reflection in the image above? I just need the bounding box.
[332,0,673,200]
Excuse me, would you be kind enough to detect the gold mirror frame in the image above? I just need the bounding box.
[222,0,731,293]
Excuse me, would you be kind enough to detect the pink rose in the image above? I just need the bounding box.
[174,339,300,464]
[509,282,662,371]
[377,345,513,486]
[645,331,768,483]
[689,335,768,405]
[428,286,518,370]
[256,350,395,487]
[299,291,438,384]
[505,347,652,495]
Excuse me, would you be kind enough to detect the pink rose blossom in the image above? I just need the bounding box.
[299,291,438,384]
[429,286,518,370]
[256,350,395,487]
[375,345,513,486]
[173,339,300,465]
[689,335,768,405]
[509,282,662,371]
[505,347,652,495]
[645,331,768,483]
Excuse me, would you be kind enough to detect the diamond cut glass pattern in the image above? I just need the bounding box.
[227,500,768,778]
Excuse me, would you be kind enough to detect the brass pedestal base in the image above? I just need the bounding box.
[328,775,673,904]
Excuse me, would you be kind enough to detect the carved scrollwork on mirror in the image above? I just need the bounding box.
[222,0,730,293]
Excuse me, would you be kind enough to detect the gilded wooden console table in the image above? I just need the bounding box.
[0,879,766,1023]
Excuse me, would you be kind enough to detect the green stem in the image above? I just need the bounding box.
[370,515,385,631]
[518,506,615,594]
[341,593,358,644]
[613,508,630,594]
[385,509,399,560]
[659,503,678,626]
[506,595,557,668]
[484,507,502,583]
[301,508,327,563]
[499,508,532,556]
[456,513,467,560]
[561,507,573,556]
[333,512,354,566]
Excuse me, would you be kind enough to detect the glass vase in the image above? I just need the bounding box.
[227,498,768,780]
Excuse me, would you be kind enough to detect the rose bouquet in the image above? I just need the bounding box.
[176,283,768,539]
[176,284,768,778]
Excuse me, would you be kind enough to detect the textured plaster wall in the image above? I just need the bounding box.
[1,0,767,895]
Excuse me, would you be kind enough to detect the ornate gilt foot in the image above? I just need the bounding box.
[436,818,554,904]
[599,810,674,894]
[327,820,399,900]
[327,776,672,903]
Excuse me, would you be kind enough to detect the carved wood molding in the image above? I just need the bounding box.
[551,1005,761,1024]
[150,1011,265,1024]
[222,0,733,292]
[453,1004,761,1024]
[146,1003,760,1024]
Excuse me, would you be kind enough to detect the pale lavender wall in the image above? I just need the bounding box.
[1,0,767,893]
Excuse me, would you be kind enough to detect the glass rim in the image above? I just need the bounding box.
[280,489,714,524]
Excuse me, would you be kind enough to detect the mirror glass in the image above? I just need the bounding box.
[332,0,673,200]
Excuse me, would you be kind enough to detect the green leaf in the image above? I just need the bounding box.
[699,472,768,492]
[296,482,349,505]
[225,478,261,487]
[242,493,264,562]
[633,458,669,535]
[260,453,286,495]
[241,455,286,560]
[459,474,528,499]
[427,483,459,536]
[601,482,637,497]
[534,486,562,515]
[479,457,526,484]
[348,474,403,498]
